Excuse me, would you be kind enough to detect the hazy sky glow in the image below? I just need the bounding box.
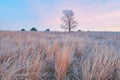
[0,0,120,31]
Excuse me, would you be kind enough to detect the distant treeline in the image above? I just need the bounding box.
[21,27,51,32]
[21,27,82,32]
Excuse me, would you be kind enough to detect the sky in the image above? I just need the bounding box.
[0,0,120,31]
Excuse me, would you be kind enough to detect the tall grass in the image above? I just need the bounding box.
[0,31,120,80]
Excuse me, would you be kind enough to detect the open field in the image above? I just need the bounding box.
[0,31,120,80]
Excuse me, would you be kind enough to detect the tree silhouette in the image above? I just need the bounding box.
[45,29,50,32]
[21,28,26,31]
[77,30,81,32]
[30,27,37,31]
[61,9,78,32]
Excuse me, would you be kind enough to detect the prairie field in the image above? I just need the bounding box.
[0,31,120,80]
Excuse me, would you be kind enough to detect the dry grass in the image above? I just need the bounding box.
[0,31,120,80]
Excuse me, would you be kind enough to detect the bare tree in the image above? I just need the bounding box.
[61,9,78,32]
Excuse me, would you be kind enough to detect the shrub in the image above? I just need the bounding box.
[30,27,37,31]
